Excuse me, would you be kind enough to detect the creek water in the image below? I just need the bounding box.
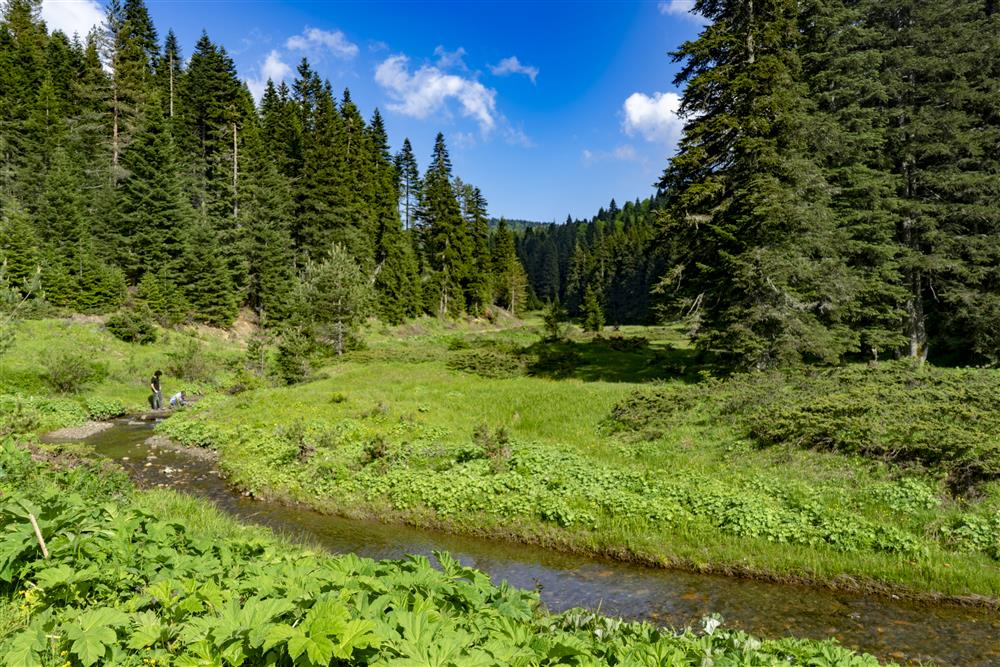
[76,421,1000,666]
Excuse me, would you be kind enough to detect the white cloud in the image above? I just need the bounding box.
[658,0,697,17]
[622,91,684,144]
[489,56,539,84]
[286,27,359,59]
[582,144,641,165]
[246,49,292,101]
[503,123,534,148]
[434,45,468,71]
[375,54,497,133]
[614,144,637,160]
[41,0,104,39]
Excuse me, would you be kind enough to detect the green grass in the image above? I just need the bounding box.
[152,318,1000,604]
[5,316,998,604]
[0,318,242,431]
[0,438,885,666]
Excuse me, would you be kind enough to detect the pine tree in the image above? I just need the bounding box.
[581,284,605,332]
[418,133,469,317]
[659,0,856,368]
[294,244,374,355]
[114,102,193,280]
[395,138,421,231]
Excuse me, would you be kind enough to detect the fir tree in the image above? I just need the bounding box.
[418,133,469,317]
[659,0,856,368]
[581,284,605,332]
[114,101,193,280]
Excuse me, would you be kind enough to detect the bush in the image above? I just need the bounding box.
[105,307,157,344]
[473,423,512,472]
[274,328,313,385]
[84,397,127,420]
[42,351,107,394]
[447,348,527,379]
[165,339,216,381]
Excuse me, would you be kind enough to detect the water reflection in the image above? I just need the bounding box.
[81,422,1000,666]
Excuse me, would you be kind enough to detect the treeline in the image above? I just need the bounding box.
[515,197,665,325]
[657,0,1000,367]
[0,0,526,329]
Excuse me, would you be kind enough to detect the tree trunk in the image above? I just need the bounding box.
[232,121,239,219]
[905,269,928,362]
[169,52,175,118]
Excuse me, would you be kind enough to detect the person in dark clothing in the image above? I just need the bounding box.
[150,370,163,409]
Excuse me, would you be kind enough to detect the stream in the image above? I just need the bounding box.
[71,421,1000,666]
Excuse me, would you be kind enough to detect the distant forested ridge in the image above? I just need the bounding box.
[524,0,1000,367]
[0,0,526,327]
[515,196,666,325]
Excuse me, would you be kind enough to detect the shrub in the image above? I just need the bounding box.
[83,397,127,420]
[165,339,216,381]
[0,398,40,437]
[473,423,512,472]
[42,351,107,394]
[361,436,389,466]
[447,348,527,379]
[105,307,157,344]
[274,328,313,385]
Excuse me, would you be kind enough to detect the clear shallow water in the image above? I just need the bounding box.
[80,421,1000,666]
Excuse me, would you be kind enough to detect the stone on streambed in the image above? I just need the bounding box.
[42,421,114,441]
[144,435,219,462]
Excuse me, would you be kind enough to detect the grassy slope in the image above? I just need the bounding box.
[0,318,240,430]
[152,318,1000,604]
[4,317,998,603]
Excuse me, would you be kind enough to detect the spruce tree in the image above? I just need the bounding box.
[417,133,469,317]
[659,0,856,368]
[395,138,421,231]
[581,284,605,332]
[179,221,238,327]
[369,109,421,323]
[114,101,193,281]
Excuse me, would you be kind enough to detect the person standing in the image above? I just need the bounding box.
[150,370,163,409]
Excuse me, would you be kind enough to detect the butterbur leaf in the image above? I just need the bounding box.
[287,628,335,667]
[262,624,295,653]
[219,639,248,666]
[176,640,224,667]
[127,611,165,649]
[63,606,129,667]
[34,564,75,590]
[331,618,380,659]
[4,624,47,667]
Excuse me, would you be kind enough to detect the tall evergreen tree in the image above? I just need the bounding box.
[658,0,856,368]
[395,137,420,231]
[114,102,193,281]
[418,133,469,317]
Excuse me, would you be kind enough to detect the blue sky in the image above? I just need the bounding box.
[41,0,704,221]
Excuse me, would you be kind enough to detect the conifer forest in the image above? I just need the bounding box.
[1,1,999,665]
